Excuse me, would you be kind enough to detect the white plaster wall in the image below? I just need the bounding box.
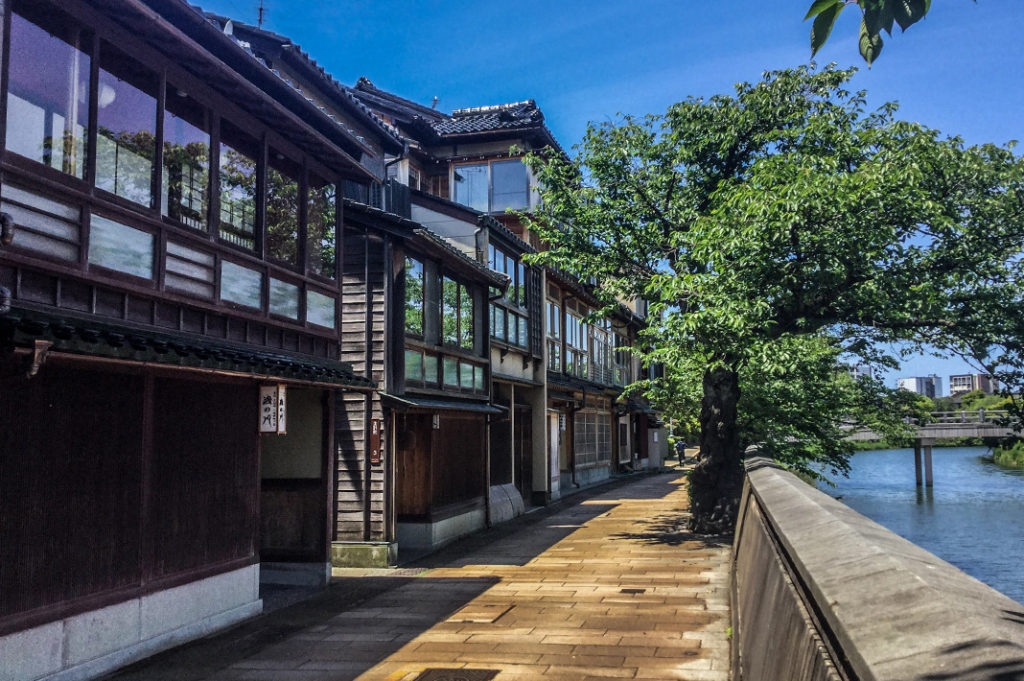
[0,565,261,681]
[397,509,486,552]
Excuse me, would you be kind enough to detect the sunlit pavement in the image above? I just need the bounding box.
[106,470,731,681]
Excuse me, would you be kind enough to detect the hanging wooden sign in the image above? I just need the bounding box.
[259,384,287,434]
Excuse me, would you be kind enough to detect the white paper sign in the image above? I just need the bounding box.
[260,384,287,434]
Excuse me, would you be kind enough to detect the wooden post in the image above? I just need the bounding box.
[914,440,923,487]
[924,443,934,487]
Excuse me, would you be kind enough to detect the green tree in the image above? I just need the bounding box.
[524,65,1024,533]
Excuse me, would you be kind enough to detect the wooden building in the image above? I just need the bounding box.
[0,0,395,678]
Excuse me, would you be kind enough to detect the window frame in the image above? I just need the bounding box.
[451,156,530,214]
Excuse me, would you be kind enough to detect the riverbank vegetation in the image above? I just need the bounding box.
[992,442,1024,469]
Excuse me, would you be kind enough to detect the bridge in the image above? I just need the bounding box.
[844,409,1015,486]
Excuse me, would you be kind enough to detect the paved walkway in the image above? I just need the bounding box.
[106,470,731,681]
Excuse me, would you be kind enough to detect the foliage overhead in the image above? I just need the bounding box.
[805,0,973,66]
[523,64,1024,532]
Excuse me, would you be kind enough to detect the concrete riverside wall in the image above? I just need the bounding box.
[734,456,1024,681]
[0,566,261,681]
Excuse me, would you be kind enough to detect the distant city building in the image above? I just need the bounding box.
[948,374,998,396]
[847,363,874,381]
[898,375,942,399]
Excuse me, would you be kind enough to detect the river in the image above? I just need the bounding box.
[819,446,1024,605]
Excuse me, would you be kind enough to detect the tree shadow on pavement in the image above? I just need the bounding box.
[608,510,731,548]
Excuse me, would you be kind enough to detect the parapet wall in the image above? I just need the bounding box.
[733,456,1024,681]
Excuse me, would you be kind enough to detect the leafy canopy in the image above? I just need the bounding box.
[523,64,1024,491]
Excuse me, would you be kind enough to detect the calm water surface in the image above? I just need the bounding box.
[820,446,1024,604]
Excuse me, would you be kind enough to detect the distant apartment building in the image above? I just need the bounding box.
[847,363,874,381]
[898,376,942,399]
[948,373,998,396]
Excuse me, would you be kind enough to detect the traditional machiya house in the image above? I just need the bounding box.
[351,81,666,496]
[392,227,508,552]
[0,0,403,678]
[543,271,662,490]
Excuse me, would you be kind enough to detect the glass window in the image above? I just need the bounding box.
[219,120,257,249]
[95,42,156,206]
[518,314,529,347]
[424,354,438,384]
[5,5,90,179]
[88,214,153,279]
[307,173,336,278]
[269,278,299,319]
[494,305,506,341]
[473,365,485,392]
[458,283,473,350]
[162,87,209,230]
[460,361,474,388]
[266,149,300,265]
[405,258,424,335]
[517,262,527,307]
[452,163,488,211]
[443,357,459,387]
[492,159,529,211]
[405,350,423,381]
[220,260,262,309]
[442,276,458,346]
[306,290,336,328]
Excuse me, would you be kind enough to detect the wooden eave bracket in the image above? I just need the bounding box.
[26,340,52,379]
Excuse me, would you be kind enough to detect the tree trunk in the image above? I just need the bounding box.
[689,366,744,534]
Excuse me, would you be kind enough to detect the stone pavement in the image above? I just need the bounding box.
[105,470,731,681]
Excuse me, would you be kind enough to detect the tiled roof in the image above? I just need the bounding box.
[413,228,511,290]
[435,100,544,135]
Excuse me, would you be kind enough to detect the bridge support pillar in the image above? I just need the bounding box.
[924,441,934,487]
[914,441,923,486]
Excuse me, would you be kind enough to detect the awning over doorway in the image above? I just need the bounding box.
[381,393,507,415]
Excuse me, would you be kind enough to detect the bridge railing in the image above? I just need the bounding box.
[924,409,1009,424]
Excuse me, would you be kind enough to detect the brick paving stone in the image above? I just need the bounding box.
[102,471,731,681]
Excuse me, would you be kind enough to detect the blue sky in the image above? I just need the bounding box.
[199,0,1024,393]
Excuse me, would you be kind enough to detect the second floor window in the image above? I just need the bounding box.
[218,121,258,250]
[442,276,473,350]
[453,159,529,213]
[163,89,210,231]
[405,257,424,335]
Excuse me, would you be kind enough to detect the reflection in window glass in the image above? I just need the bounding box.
[492,159,529,211]
[88,214,153,279]
[219,121,257,249]
[220,260,262,309]
[405,350,423,381]
[473,365,485,391]
[5,6,90,178]
[266,150,299,264]
[494,306,505,341]
[442,277,458,346]
[405,258,424,335]
[306,290,336,328]
[96,42,156,206]
[424,354,438,384]
[162,87,209,230]
[460,362,474,388]
[443,357,459,387]
[518,314,528,347]
[452,163,488,211]
[458,283,473,350]
[307,174,336,277]
[269,278,299,319]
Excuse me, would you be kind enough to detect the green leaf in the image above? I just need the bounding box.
[811,3,843,56]
[804,0,842,21]
[893,0,929,31]
[859,17,884,65]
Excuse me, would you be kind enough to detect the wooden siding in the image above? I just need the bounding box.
[0,359,259,633]
[335,230,389,541]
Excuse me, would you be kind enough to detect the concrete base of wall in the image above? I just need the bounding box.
[573,464,612,489]
[260,562,331,587]
[397,509,486,553]
[330,542,397,568]
[488,483,526,525]
[0,565,261,681]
